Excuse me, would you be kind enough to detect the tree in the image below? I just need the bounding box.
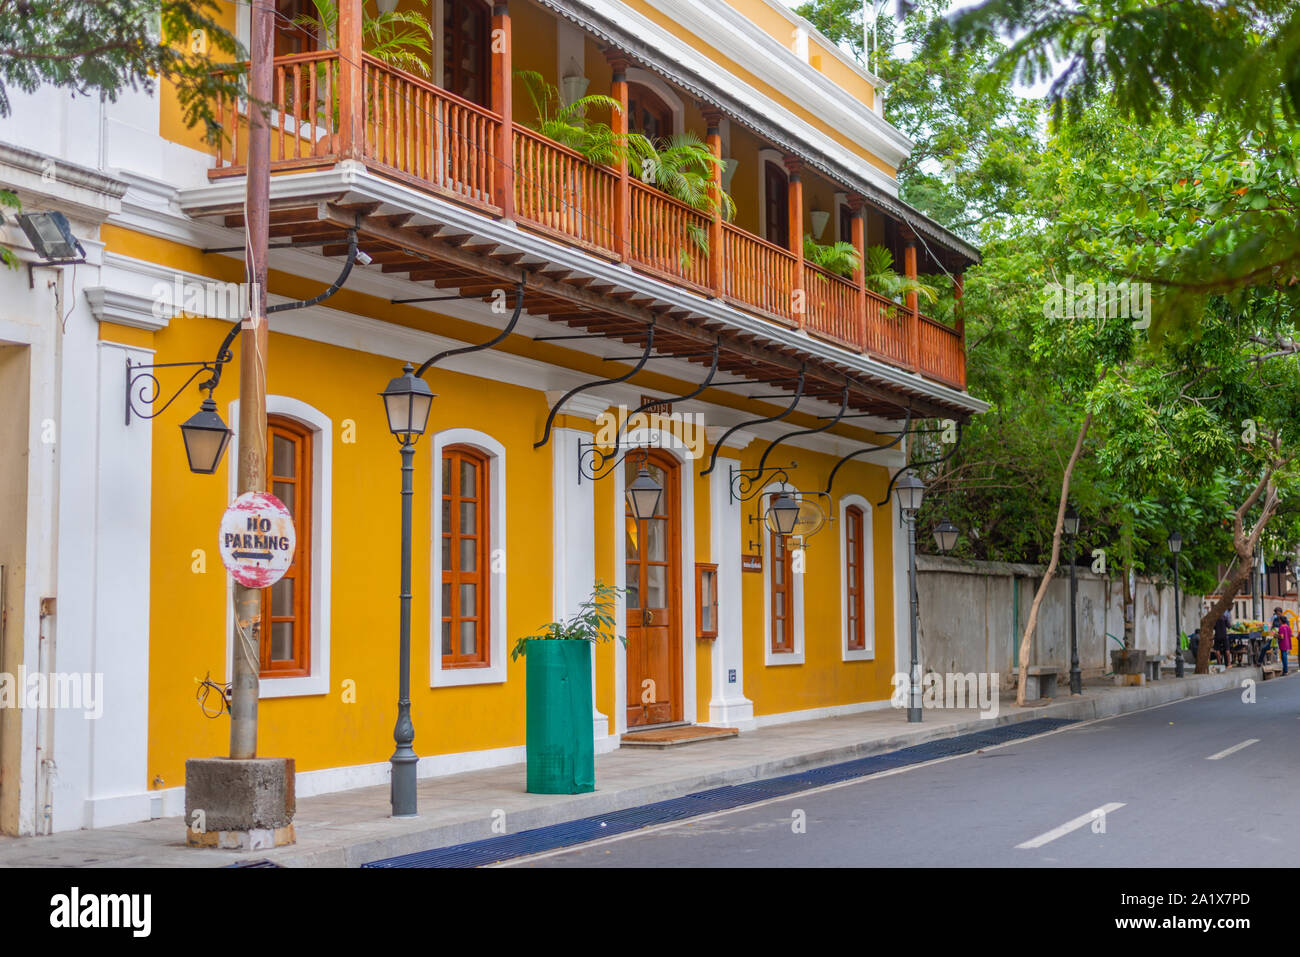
[0,0,244,266]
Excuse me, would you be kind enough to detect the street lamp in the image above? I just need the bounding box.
[179,397,233,474]
[626,464,663,522]
[893,471,926,723]
[379,363,435,818]
[1169,530,1184,678]
[768,489,801,537]
[932,519,959,553]
[1064,503,1081,694]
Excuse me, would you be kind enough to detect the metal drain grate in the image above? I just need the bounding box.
[362,716,1073,868]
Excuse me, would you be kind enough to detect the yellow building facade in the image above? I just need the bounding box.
[0,0,984,833]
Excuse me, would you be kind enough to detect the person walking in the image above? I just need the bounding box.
[1214,611,1231,669]
[1272,607,1292,675]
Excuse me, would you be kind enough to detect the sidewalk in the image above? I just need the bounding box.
[0,667,1263,867]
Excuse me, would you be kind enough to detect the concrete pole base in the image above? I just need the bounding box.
[185,757,296,849]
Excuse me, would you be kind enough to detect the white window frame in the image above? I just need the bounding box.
[225,395,333,698]
[762,481,804,666]
[430,427,507,687]
[839,494,875,661]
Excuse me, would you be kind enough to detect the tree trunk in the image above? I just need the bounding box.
[1194,461,1284,673]
[1017,412,1092,706]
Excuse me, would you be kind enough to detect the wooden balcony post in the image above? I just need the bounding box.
[606,54,631,261]
[337,0,364,161]
[904,234,919,370]
[954,270,966,387]
[704,109,725,296]
[492,2,515,220]
[849,195,866,353]
[786,157,805,328]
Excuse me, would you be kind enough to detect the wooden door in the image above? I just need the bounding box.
[764,160,789,249]
[624,452,682,727]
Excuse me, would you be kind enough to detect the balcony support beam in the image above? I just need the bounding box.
[704,110,725,297]
[849,195,866,354]
[337,0,364,161]
[607,54,631,262]
[786,157,805,329]
[903,234,919,371]
[492,2,515,220]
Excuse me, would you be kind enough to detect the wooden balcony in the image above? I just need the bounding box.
[210,50,967,392]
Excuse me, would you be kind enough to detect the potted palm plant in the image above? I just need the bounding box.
[864,244,939,305]
[637,131,736,269]
[803,236,861,279]
[292,0,434,156]
[515,70,650,231]
[511,583,625,794]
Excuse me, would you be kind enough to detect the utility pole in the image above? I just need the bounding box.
[229,0,273,760]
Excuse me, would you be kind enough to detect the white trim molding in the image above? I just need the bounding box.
[225,395,334,698]
[838,493,875,662]
[430,427,508,687]
[761,481,805,667]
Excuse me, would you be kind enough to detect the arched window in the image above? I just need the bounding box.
[764,160,789,249]
[262,416,312,677]
[442,444,490,666]
[443,0,490,107]
[845,505,866,651]
[628,83,673,142]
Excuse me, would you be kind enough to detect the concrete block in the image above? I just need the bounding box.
[185,757,296,838]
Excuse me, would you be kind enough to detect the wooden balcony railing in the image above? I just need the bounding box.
[628,181,712,292]
[805,264,860,349]
[863,288,910,368]
[918,314,967,389]
[362,54,499,209]
[514,127,619,255]
[722,224,797,324]
[209,49,967,393]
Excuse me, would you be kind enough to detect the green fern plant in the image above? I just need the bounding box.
[295,0,433,77]
[803,237,861,279]
[637,131,736,267]
[511,583,627,661]
[516,69,651,167]
[864,244,938,305]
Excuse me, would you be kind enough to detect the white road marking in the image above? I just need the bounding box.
[1016,803,1125,849]
[1206,738,1259,760]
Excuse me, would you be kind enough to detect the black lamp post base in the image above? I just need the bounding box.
[390,752,419,818]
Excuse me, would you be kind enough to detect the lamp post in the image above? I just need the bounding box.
[379,364,435,817]
[894,471,926,723]
[1169,530,1184,678]
[1064,503,1081,694]
[932,519,959,554]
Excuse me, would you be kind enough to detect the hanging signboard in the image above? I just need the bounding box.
[741,554,763,574]
[219,491,296,589]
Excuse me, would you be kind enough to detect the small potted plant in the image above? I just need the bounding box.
[511,583,625,794]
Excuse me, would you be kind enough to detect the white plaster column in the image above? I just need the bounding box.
[546,392,613,749]
[704,426,754,728]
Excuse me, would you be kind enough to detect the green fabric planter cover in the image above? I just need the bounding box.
[525,639,595,794]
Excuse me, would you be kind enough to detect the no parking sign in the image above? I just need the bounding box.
[219,491,296,588]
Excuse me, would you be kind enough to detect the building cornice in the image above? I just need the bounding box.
[0,142,127,222]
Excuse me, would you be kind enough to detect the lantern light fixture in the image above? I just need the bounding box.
[933,519,959,554]
[893,470,926,514]
[626,465,664,522]
[179,397,233,475]
[380,363,435,446]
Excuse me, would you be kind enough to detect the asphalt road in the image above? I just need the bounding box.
[505,672,1300,867]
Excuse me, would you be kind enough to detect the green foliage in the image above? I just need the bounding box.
[517,69,649,168]
[510,583,627,661]
[295,0,432,77]
[639,131,736,222]
[0,0,245,146]
[863,244,937,303]
[803,237,860,279]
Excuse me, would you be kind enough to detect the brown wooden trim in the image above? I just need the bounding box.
[261,416,312,678]
[442,444,491,667]
[845,505,866,651]
[695,562,718,640]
